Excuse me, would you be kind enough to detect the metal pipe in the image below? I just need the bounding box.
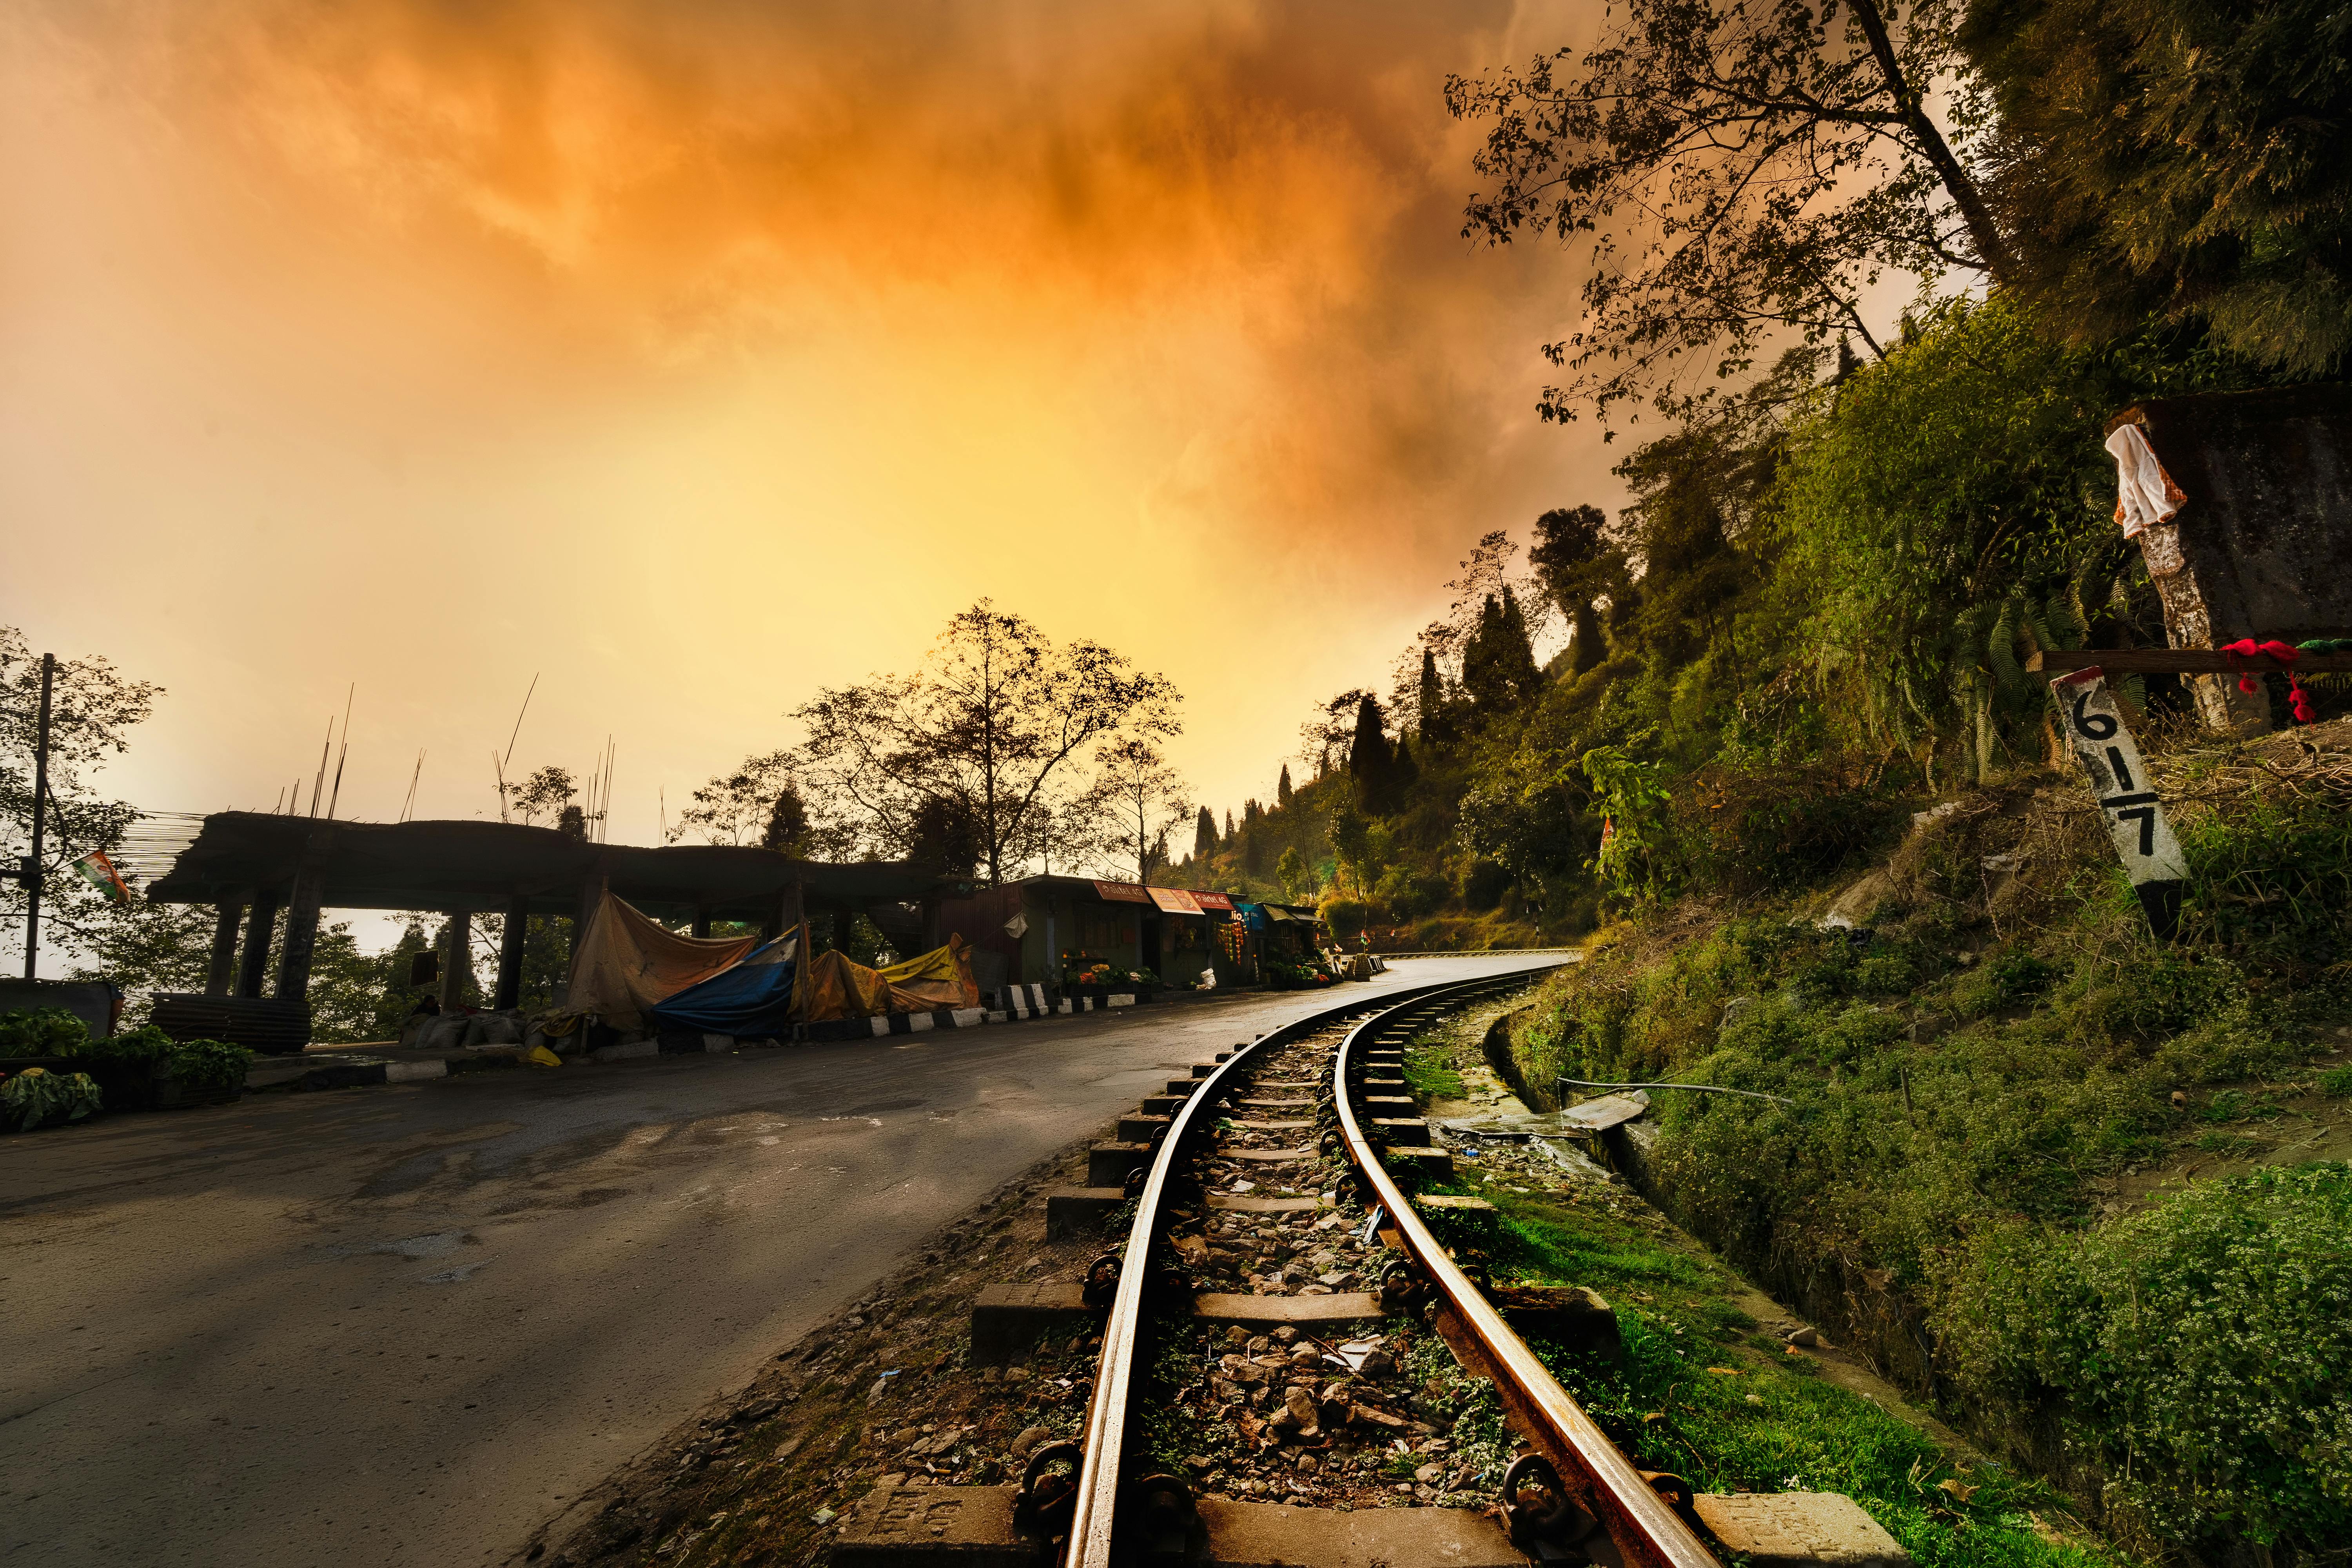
[1557,1075,1796,1107]
[22,652,52,978]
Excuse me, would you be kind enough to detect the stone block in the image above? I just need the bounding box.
[1197,1497,1518,1568]
[1045,1187,1127,1241]
[830,1481,1037,1568]
[1087,1142,1152,1188]
[969,1282,1091,1364]
[1690,1492,1913,1567]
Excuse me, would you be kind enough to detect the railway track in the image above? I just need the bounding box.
[1032,970,1724,1568]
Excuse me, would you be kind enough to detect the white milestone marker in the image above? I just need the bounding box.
[2051,666,2187,936]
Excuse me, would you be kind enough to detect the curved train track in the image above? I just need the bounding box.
[1027,970,1724,1568]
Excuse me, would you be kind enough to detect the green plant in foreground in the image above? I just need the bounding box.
[0,1006,90,1055]
[1950,1165,2352,1555]
[1465,1176,2129,1565]
[170,1037,252,1089]
[3,1067,103,1131]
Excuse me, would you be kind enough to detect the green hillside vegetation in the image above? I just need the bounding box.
[1179,293,2311,950]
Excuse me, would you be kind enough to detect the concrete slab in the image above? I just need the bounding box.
[1690,1493,1913,1566]
[1165,1079,1202,1094]
[1207,1196,1321,1214]
[831,1481,1036,1568]
[1238,1098,1312,1109]
[1384,1147,1455,1178]
[1229,1120,1310,1131]
[1364,1095,1416,1110]
[1190,1292,1384,1327]
[1372,1118,1431,1146]
[1412,1194,1495,1214]
[1198,1497,1518,1568]
[1044,1188,1127,1241]
[1141,1094,1187,1116]
[1117,1114,1172,1142]
[1227,1148,1315,1163]
[970,1283,1092,1363]
[1087,1142,1152,1187]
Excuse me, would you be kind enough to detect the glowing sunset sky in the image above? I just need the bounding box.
[3,0,1620,861]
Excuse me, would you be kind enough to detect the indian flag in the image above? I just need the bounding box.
[73,850,131,904]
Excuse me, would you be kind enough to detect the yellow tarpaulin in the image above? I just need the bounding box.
[878,933,980,1013]
[563,891,757,1029]
[794,947,892,1022]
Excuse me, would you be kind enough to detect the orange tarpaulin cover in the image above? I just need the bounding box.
[878,933,980,1013]
[794,947,892,1022]
[564,891,757,1029]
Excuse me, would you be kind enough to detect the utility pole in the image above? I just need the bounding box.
[20,653,54,980]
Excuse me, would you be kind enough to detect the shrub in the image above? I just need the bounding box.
[1955,1167,2352,1554]
[171,1038,252,1090]
[2,1067,102,1131]
[0,1006,90,1056]
[1461,860,1513,910]
[71,1023,176,1069]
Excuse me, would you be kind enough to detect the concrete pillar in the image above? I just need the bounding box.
[236,890,280,998]
[561,875,603,1005]
[206,900,245,997]
[273,856,326,1003]
[439,915,472,1011]
[690,904,712,939]
[494,895,529,1010]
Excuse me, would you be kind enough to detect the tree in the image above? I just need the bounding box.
[1962,0,2352,376]
[669,751,819,851]
[1447,0,2009,425]
[1277,765,1293,809]
[1416,647,1448,744]
[1299,689,1371,779]
[1089,737,1189,884]
[761,784,811,855]
[1276,845,1310,899]
[501,765,577,829]
[793,601,1180,884]
[1530,505,1624,675]
[904,796,983,877]
[1193,806,1217,860]
[2,628,162,968]
[1461,588,1543,710]
[1346,694,1395,813]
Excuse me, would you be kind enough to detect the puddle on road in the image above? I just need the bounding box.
[321,1229,474,1261]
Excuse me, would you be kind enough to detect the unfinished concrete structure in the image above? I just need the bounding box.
[143,813,956,1050]
[2112,385,2352,731]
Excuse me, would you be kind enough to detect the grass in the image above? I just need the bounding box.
[1448,1173,2131,1566]
[1497,755,2352,1563]
[1400,1032,1467,1099]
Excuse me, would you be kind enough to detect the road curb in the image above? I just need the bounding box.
[250,1050,528,1093]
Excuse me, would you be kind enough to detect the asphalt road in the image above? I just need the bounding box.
[2,956,1558,1568]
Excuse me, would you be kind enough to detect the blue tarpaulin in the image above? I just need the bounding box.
[648,933,799,1036]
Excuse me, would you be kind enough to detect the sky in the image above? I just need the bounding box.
[3,0,1624,877]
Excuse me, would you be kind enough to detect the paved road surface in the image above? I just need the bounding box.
[3,956,1558,1568]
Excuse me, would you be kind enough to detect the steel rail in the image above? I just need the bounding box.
[1062,967,1559,1568]
[1335,1002,1725,1568]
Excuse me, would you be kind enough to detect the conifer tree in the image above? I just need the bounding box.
[1277,764,1293,808]
[1347,694,1396,814]
[1194,805,1217,860]
[1417,647,1446,744]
